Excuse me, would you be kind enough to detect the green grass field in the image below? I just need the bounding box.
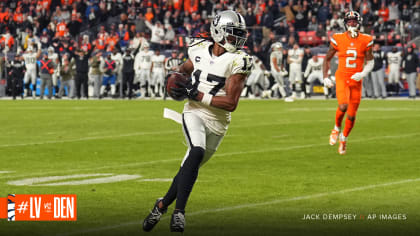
[1,99,420,236]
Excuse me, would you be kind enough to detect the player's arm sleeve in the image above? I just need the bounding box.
[145,20,153,30]
[164,58,171,70]
[330,34,339,51]
[231,54,253,75]
[359,49,374,77]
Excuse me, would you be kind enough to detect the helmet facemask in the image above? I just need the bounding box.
[344,11,362,38]
[346,20,359,38]
[221,26,247,52]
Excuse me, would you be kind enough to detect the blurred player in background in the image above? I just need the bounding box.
[151,49,166,97]
[23,46,41,98]
[323,11,374,155]
[48,46,60,96]
[142,10,252,232]
[287,43,304,99]
[245,55,265,98]
[135,42,154,98]
[110,48,123,97]
[304,53,326,98]
[386,47,402,96]
[270,42,287,98]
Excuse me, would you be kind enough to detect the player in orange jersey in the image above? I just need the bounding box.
[322,11,374,155]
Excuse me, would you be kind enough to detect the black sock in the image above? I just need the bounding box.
[256,83,264,91]
[245,85,253,96]
[175,147,205,211]
[162,169,180,207]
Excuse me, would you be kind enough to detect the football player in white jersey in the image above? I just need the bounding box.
[110,49,123,97]
[304,53,328,98]
[134,42,154,97]
[386,47,402,95]
[245,55,266,98]
[23,46,41,98]
[143,10,252,233]
[287,43,304,99]
[48,47,60,96]
[270,42,287,98]
[151,49,166,97]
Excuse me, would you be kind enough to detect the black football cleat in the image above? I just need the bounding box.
[142,198,167,232]
[170,211,185,232]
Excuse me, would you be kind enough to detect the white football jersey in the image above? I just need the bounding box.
[252,56,263,72]
[288,48,303,68]
[23,52,38,69]
[387,51,402,68]
[135,50,154,70]
[270,51,283,72]
[151,54,166,72]
[183,41,252,135]
[304,58,323,78]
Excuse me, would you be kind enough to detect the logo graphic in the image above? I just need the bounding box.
[213,15,221,26]
[0,194,77,221]
[7,194,15,221]
[195,56,201,63]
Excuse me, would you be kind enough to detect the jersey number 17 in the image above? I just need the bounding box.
[193,69,225,96]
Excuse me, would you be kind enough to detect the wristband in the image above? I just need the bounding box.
[201,93,213,106]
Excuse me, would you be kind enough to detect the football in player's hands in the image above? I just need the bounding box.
[166,72,189,101]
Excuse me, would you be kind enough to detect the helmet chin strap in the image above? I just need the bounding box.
[222,42,236,52]
[219,36,237,52]
[348,26,359,38]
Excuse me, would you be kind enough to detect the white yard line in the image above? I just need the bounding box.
[215,132,420,157]
[0,159,180,180]
[2,133,419,180]
[56,177,420,236]
[2,114,416,148]
[0,130,178,148]
[137,178,173,182]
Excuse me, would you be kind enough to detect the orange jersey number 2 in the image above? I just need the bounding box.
[345,50,357,68]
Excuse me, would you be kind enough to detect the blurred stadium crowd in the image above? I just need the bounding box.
[0,0,419,100]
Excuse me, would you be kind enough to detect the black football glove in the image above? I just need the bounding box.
[170,79,199,101]
[164,72,186,100]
